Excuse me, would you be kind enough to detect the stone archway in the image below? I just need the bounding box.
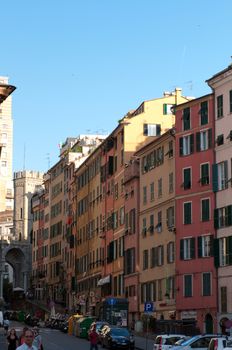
[5,248,26,289]
[205,313,213,333]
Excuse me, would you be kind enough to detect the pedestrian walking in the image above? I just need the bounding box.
[18,327,29,346]
[7,328,19,350]
[33,327,43,350]
[89,324,98,350]
[3,317,10,335]
[16,329,37,350]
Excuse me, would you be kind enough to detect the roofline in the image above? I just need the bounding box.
[135,128,175,156]
[174,93,213,110]
[206,64,232,85]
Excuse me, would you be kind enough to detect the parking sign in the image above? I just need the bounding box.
[144,302,154,313]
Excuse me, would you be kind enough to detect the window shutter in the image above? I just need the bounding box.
[161,246,164,265]
[227,205,232,226]
[196,132,200,152]
[212,164,218,192]
[163,104,167,115]
[155,247,158,267]
[190,134,194,153]
[167,243,170,263]
[184,168,191,189]
[198,236,202,258]
[108,156,114,175]
[157,124,161,136]
[154,150,157,167]
[143,124,148,136]
[209,235,214,257]
[179,137,183,156]
[190,237,195,259]
[224,161,228,189]
[208,128,212,148]
[228,236,232,265]
[214,209,219,229]
[180,239,184,260]
[213,238,219,268]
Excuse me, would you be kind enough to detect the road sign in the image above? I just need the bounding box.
[108,298,117,306]
[144,302,154,313]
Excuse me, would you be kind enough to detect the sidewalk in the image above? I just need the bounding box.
[135,334,154,350]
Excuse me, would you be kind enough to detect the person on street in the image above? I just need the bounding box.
[33,327,43,350]
[89,324,98,350]
[18,327,28,345]
[3,317,10,335]
[7,328,19,350]
[16,329,37,350]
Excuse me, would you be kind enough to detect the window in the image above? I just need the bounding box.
[201,198,210,222]
[200,163,209,185]
[143,186,147,204]
[183,107,190,131]
[216,134,224,146]
[124,248,135,275]
[168,140,173,158]
[184,202,192,224]
[158,279,162,301]
[157,245,164,266]
[158,178,162,197]
[217,95,223,118]
[179,134,194,156]
[143,250,149,270]
[149,214,154,234]
[143,124,161,136]
[157,211,162,232]
[167,242,175,263]
[218,237,232,266]
[119,207,125,225]
[218,161,228,190]
[180,238,195,260]
[183,168,191,190]
[166,206,175,228]
[221,286,227,313]
[184,274,193,297]
[200,101,208,125]
[196,129,212,151]
[198,235,213,258]
[129,208,136,233]
[150,182,154,201]
[169,173,174,193]
[202,272,211,296]
[150,247,156,268]
[142,217,147,237]
[163,104,173,115]
[230,90,232,114]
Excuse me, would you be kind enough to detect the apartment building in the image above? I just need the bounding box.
[175,94,217,332]
[124,158,140,326]
[136,129,176,320]
[207,64,232,330]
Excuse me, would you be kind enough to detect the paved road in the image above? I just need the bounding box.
[0,322,154,350]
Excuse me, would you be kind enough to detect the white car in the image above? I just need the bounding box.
[208,337,232,350]
[172,334,224,350]
[154,334,187,350]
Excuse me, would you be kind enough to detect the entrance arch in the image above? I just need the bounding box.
[205,313,213,333]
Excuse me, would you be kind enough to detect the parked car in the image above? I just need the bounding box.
[60,321,68,333]
[154,335,187,350]
[208,337,232,350]
[173,334,224,350]
[101,325,134,349]
[174,337,191,346]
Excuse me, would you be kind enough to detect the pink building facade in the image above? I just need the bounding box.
[175,94,217,332]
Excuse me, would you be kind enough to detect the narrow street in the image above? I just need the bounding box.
[0,322,154,350]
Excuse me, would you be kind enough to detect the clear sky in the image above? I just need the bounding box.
[1,0,232,172]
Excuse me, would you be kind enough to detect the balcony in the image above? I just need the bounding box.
[124,161,139,183]
[0,83,16,104]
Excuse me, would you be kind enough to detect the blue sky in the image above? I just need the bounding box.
[1,0,232,172]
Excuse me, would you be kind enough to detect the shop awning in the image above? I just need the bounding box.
[97,275,111,286]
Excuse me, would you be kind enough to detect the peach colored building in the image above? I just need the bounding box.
[136,130,176,320]
[207,64,232,330]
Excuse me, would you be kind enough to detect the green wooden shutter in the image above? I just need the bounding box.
[227,205,232,226]
[213,238,220,268]
[212,164,218,192]
[184,202,191,224]
[184,168,191,189]
[224,161,228,189]
[198,236,202,258]
[214,209,219,229]
[209,235,214,257]
[190,134,194,153]
[180,239,184,260]
[190,237,195,259]
[196,132,200,152]
[208,128,212,148]
[179,137,183,156]
[228,236,232,265]
[163,104,167,115]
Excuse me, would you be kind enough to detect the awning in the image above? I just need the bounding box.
[97,275,111,286]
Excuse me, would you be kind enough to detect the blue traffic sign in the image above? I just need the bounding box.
[144,302,154,313]
[108,298,117,306]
